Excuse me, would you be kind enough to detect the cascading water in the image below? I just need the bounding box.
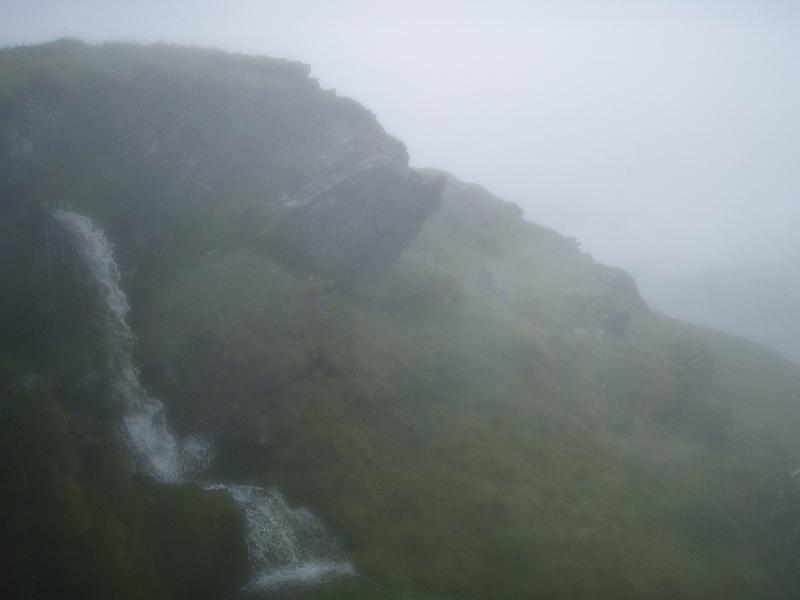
[54,209,187,482]
[204,484,354,592]
[54,209,353,592]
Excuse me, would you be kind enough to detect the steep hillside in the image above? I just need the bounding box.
[2,41,800,600]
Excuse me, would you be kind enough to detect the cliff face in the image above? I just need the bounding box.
[2,41,800,600]
[0,40,442,282]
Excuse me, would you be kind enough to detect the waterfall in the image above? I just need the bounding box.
[54,209,187,482]
[54,209,353,591]
[204,484,354,592]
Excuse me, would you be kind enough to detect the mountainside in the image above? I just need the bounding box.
[2,41,800,600]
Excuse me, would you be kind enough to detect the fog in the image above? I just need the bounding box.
[2,0,798,360]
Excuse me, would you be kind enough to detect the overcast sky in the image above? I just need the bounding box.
[2,0,798,358]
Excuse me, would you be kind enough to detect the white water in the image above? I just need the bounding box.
[54,209,353,591]
[204,484,354,593]
[54,209,188,482]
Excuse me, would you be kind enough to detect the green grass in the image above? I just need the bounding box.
[2,41,800,599]
[135,176,800,598]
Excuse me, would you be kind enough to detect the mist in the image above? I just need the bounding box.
[2,0,798,359]
[5,4,800,597]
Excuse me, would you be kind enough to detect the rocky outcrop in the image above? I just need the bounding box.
[0,40,442,282]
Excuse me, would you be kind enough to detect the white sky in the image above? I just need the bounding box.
[1,0,798,358]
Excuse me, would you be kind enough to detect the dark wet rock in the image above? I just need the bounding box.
[0,40,443,284]
[263,165,443,279]
[600,308,630,338]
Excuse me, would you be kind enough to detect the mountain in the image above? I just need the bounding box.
[2,40,800,600]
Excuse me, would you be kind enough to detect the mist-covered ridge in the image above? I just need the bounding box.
[2,40,800,600]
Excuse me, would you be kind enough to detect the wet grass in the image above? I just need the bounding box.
[132,180,800,598]
[2,42,800,599]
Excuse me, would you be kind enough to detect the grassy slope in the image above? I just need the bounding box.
[1,42,799,599]
[138,173,800,599]
[0,360,249,600]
